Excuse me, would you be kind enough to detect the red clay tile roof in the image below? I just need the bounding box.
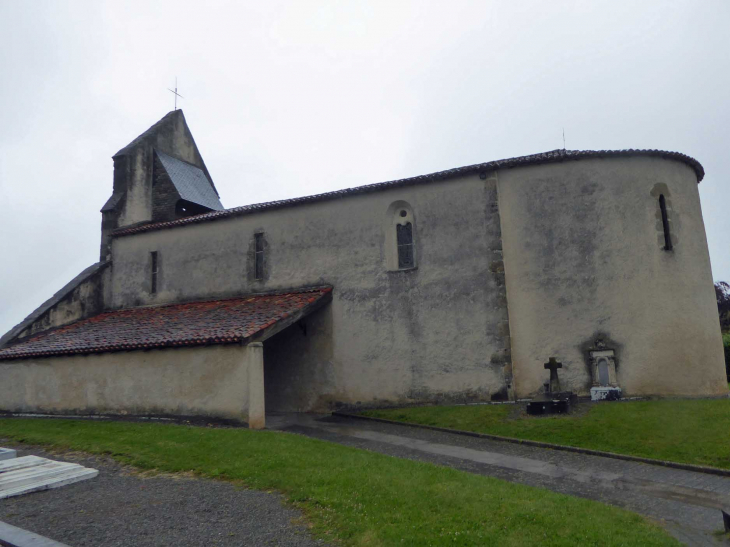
[0,287,332,361]
[112,148,705,238]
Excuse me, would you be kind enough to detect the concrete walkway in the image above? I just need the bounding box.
[267,413,730,546]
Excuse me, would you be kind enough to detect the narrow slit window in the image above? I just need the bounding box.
[397,222,414,269]
[150,251,159,294]
[254,233,264,280]
[659,195,672,251]
[385,203,416,271]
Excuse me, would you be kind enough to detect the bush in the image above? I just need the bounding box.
[717,282,730,332]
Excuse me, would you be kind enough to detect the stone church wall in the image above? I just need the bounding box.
[109,173,512,410]
[498,156,727,398]
[0,345,255,421]
[0,263,111,349]
[15,265,111,341]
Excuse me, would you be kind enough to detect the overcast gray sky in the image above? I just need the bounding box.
[0,0,728,336]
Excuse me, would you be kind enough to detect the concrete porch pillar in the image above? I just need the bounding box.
[247,342,265,429]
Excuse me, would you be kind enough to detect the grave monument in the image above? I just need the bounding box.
[588,339,622,401]
[526,357,577,415]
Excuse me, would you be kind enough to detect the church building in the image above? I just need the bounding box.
[0,111,726,427]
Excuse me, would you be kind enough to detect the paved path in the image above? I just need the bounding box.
[268,413,730,546]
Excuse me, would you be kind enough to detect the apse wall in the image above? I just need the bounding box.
[498,155,727,398]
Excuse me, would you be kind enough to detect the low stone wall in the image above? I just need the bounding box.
[0,344,261,424]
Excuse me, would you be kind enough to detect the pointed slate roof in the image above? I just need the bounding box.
[0,287,332,360]
[114,110,179,158]
[112,109,220,198]
[156,151,224,211]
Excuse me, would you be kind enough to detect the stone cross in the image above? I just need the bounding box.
[544,357,562,394]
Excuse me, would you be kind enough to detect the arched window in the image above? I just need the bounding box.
[385,201,416,271]
[659,194,672,251]
[397,220,414,269]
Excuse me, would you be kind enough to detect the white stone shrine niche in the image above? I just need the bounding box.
[588,339,622,401]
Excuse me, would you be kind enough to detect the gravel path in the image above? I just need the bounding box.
[0,445,326,547]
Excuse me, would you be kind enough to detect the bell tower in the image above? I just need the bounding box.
[99,110,221,260]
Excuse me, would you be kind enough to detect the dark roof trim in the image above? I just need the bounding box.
[101,192,124,212]
[112,148,704,238]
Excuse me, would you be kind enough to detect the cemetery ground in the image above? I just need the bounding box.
[361,398,730,470]
[0,418,680,546]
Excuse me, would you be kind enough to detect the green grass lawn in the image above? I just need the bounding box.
[362,398,730,470]
[0,419,677,546]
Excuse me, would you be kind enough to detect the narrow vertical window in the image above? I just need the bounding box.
[150,251,159,294]
[386,202,416,271]
[659,195,672,251]
[397,221,414,269]
[254,233,264,280]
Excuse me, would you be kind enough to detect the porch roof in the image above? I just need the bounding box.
[0,287,332,361]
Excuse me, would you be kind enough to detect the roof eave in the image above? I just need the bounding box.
[0,287,333,361]
[111,148,704,239]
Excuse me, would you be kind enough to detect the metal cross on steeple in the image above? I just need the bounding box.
[168,77,184,110]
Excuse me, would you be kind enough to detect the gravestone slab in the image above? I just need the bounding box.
[0,448,16,461]
[526,392,577,415]
[0,455,98,499]
[590,386,622,401]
